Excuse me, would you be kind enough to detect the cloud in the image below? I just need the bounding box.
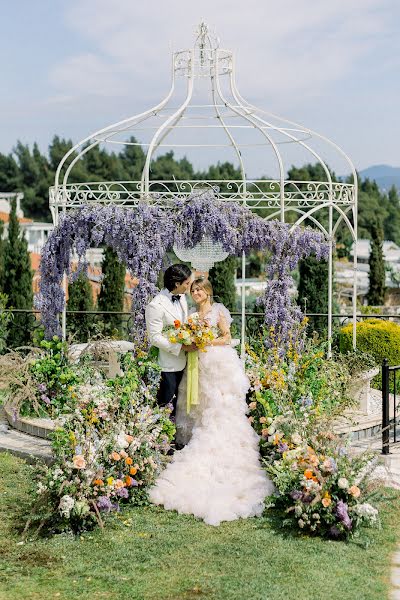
[49,0,394,110]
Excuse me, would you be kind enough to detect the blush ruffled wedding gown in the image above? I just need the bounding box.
[149,303,273,526]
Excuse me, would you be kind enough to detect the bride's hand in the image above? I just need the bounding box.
[183,343,197,352]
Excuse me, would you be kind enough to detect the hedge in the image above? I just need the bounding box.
[340,318,400,368]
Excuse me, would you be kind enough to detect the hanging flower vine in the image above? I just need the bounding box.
[37,190,329,349]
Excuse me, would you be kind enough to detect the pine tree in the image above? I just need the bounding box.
[67,272,94,342]
[97,247,126,336]
[2,198,33,346]
[209,256,237,312]
[367,217,386,306]
[297,256,329,335]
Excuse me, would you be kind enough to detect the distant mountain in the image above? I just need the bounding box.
[358,165,400,192]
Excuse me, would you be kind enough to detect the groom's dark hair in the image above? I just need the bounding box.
[164,264,192,292]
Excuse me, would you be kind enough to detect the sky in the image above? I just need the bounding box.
[1,0,399,177]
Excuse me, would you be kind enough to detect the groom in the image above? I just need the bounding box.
[145,264,193,418]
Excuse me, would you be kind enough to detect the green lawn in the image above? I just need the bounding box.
[0,452,399,600]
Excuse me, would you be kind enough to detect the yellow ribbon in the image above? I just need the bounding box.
[186,351,199,414]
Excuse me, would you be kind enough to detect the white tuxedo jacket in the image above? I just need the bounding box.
[145,291,189,372]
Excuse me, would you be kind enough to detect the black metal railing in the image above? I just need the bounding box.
[382,358,400,454]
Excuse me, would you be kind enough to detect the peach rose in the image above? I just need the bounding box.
[125,435,134,444]
[119,450,128,459]
[73,455,86,469]
[248,416,254,424]
[261,428,269,437]
[125,457,133,466]
[349,485,361,498]
[259,417,267,424]
[110,452,121,461]
[322,497,331,508]
[249,402,257,410]
[129,466,138,476]
[114,479,125,489]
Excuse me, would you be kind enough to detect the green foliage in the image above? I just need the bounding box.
[97,247,126,336]
[67,272,94,342]
[297,256,329,334]
[208,256,238,311]
[2,198,33,347]
[367,217,386,305]
[340,319,400,367]
[0,293,13,354]
[28,336,78,417]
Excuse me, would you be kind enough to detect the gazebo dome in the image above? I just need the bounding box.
[52,21,356,226]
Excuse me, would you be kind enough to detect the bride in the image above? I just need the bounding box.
[149,277,273,526]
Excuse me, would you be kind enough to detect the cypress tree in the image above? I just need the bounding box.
[367,217,386,306]
[97,247,126,335]
[0,219,5,292]
[67,272,94,342]
[3,198,33,346]
[209,256,237,312]
[297,256,329,335]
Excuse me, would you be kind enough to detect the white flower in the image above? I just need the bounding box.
[116,432,129,449]
[36,482,46,494]
[354,503,379,523]
[291,433,302,445]
[338,477,349,490]
[59,495,75,518]
[294,505,303,517]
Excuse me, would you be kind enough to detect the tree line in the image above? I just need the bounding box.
[0,137,396,343]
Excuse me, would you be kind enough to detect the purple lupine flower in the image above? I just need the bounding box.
[335,500,352,530]
[329,525,341,538]
[290,490,303,500]
[278,443,289,453]
[96,496,113,512]
[116,487,129,499]
[38,383,47,393]
[41,394,51,405]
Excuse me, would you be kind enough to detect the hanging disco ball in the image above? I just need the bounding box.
[173,236,229,272]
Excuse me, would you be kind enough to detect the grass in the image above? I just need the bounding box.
[0,452,399,600]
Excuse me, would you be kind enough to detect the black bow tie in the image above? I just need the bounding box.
[171,294,181,303]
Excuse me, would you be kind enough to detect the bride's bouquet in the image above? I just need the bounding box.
[164,313,215,352]
[164,314,216,413]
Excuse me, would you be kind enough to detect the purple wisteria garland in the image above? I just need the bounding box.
[37,190,329,348]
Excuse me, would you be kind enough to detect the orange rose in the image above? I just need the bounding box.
[349,485,361,498]
[73,455,86,469]
[125,457,133,465]
[110,452,121,461]
[174,320,181,329]
[129,467,137,476]
[322,497,331,507]
[304,469,314,480]
[93,478,104,486]
[125,435,134,444]
[125,476,134,486]
[114,479,125,489]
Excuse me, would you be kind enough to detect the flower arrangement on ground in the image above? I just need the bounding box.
[262,405,379,539]
[245,326,379,539]
[25,352,175,534]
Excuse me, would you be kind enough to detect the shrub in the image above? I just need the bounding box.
[340,319,400,367]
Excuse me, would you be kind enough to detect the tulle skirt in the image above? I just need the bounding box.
[149,346,274,526]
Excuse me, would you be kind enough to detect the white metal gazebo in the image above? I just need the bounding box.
[50,22,358,352]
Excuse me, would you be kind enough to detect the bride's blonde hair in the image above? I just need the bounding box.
[191,277,214,303]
